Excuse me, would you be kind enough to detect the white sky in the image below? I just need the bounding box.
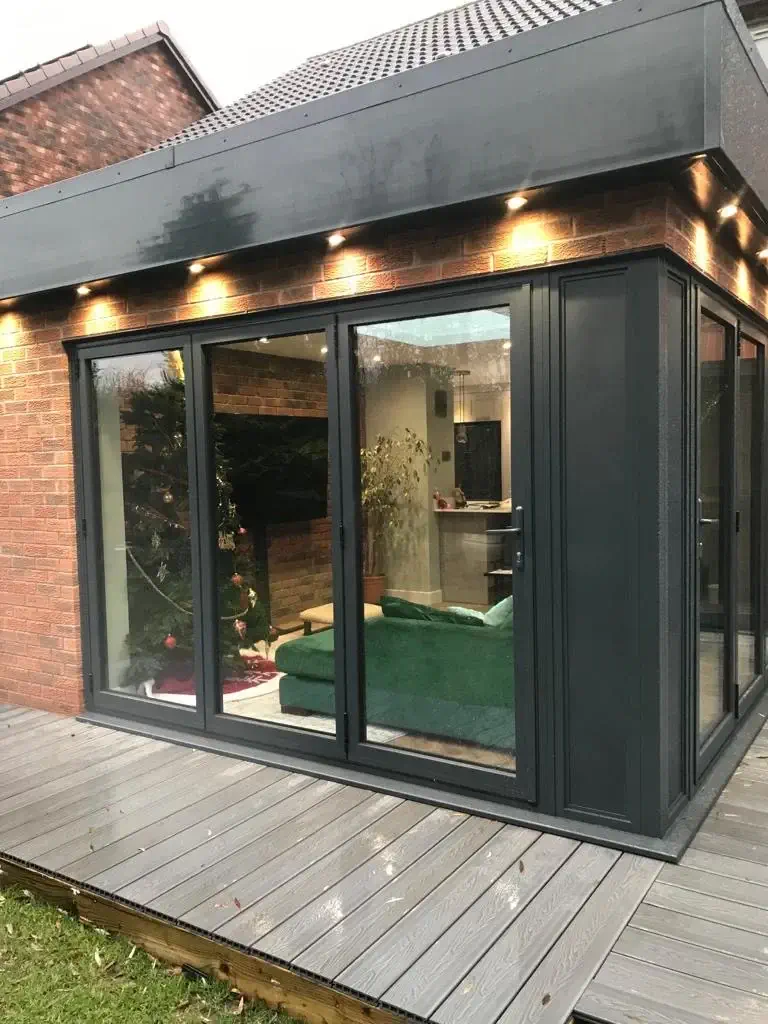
[2,0,454,105]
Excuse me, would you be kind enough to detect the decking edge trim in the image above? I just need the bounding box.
[0,852,423,1024]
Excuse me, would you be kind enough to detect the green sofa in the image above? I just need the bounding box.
[276,598,515,751]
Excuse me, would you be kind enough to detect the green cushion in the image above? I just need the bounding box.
[275,627,335,681]
[275,614,515,752]
[483,595,514,629]
[381,595,484,628]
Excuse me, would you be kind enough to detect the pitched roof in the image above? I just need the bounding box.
[159,0,615,148]
[0,21,218,116]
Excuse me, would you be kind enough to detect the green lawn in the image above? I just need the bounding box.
[0,887,304,1024]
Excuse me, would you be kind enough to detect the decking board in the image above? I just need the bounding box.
[576,719,768,1024]
[0,707,762,1024]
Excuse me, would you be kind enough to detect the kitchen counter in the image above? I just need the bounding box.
[436,505,513,605]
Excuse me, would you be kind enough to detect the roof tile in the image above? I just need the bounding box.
[159,0,615,148]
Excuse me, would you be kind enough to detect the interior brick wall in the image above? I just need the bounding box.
[2,174,766,713]
[212,347,332,625]
[0,44,209,198]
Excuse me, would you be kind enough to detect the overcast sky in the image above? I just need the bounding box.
[2,0,453,105]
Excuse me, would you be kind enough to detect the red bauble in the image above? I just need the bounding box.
[238,527,247,535]
[163,634,177,650]
[231,573,243,587]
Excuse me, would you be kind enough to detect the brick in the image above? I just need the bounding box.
[0,44,210,199]
[549,236,607,262]
[493,246,548,271]
[440,254,493,279]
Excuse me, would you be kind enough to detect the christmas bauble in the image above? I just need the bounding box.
[163,634,177,649]
[163,492,174,504]
[231,573,243,587]
[238,526,247,535]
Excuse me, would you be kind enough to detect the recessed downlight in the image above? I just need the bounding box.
[757,248,768,260]
[188,262,205,274]
[76,284,91,297]
[718,203,739,220]
[506,195,528,212]
[328,232,345,248]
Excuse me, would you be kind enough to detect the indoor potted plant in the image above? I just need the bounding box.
[360,427,431,604]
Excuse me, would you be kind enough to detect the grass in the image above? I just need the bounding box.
[0,886,304,1024]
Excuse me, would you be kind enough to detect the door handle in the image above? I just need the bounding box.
[486,506,524,570]
[699,518,719,526]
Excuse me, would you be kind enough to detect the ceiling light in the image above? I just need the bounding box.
[506,195,528,212]
[503,341,512,351]
[259,337,269,345]
[328,232,345,248]
[188,262,205,274]
[76,284,91,297]
[757,248,768,260]
[320,345,328,355]
[718,204,739,220]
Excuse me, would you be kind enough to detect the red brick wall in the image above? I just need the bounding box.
[0,325,80,712]
[212,347,332,624]
[0,44,209,198]
[1,175,766,713]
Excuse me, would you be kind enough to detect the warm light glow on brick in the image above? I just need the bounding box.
[689,163,715,211]
[194,273,230,305]
[0,311,20,345]
[693,221,712,272]
[508,219,550,251]
[736,259,752,305]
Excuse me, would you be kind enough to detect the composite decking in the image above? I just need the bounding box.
[0,706,761,1023]
[577,717,768,1024]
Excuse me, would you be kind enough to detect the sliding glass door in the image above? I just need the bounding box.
[78,286,537,798]
[339,286,536,801]
[696,297,767,775]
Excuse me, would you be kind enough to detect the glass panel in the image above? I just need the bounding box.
[92,350,196,705]
[356,308,516,771]
[736,339,762,694]
[698,314,730,740]
[209,331,335,734]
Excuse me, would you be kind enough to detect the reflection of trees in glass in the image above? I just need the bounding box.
[97,368,268,687]
[137,180,259,266]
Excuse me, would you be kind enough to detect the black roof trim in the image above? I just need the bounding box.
[0,0,767,302]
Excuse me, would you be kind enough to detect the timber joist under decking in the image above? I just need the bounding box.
[0,855,412,1024]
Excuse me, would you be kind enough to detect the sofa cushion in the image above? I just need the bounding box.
[381,595,484,627]
[275,627,335,681]
[483,594,514,629]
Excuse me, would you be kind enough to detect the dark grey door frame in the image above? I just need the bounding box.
[734,315,768,721]
[337,283,539,804]
[695,289,739,779]
[73,331,207,732]
[191,313,347,761]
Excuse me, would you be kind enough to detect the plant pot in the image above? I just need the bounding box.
[363,575,387,605]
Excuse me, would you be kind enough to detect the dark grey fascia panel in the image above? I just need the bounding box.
[721,0,768,210]
[0,0,752,300]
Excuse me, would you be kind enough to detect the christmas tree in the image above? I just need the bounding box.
[113,367,269,687]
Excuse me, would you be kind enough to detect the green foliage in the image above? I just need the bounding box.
[0,886,301,1023]
[112,372,268,687]
[360,427,431,577]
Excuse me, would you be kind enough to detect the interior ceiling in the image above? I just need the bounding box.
[229,333,328,361]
